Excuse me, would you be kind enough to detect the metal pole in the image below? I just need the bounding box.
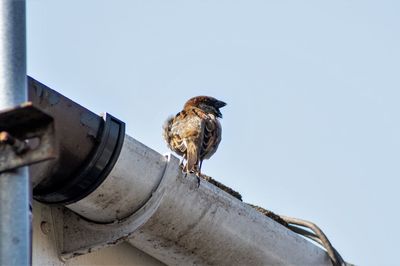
[0,0,30,265]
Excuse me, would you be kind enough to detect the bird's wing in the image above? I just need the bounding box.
[201,116,222,160]
[165,109,205,157]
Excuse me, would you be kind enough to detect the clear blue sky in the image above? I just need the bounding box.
[27,1,399,265]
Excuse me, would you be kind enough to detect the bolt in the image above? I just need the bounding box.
[0,131,30,154]
[40,221,51,235]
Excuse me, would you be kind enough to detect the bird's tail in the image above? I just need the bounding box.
[186,141,199,173]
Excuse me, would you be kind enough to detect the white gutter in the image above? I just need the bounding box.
[26,78,333,265]
[65,134,331,265]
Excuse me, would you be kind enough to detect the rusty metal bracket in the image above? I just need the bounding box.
[0,102,56,174]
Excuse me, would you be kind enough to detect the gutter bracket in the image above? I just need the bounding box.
[50,154,179,260]
[34,113,125,204]
[0,102,56,175]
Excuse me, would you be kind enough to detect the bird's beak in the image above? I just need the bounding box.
[216,109,223,118]
[216,100,227,108]
[215,100,226,118]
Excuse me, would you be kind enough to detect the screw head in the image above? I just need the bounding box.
[40,221,51,235]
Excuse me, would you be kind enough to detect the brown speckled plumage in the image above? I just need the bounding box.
[163,96,226,174]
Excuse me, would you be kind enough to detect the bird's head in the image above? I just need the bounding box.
[184,96,227,118]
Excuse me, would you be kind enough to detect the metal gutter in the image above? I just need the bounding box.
[64,141,332,265]
[46,152,332,265]
[26,78,332,265]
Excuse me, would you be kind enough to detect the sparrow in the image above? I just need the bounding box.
[163,96,226,176]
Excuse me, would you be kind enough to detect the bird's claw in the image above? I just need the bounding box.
[181,169,201,188]
[195,171,201,188]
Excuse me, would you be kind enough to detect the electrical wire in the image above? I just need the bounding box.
[245,204,349,265]
[280,215,346,266]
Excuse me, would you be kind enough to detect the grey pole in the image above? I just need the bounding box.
[0,0,30,265]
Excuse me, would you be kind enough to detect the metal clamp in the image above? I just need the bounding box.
[34,113,125,204]
[0,102,56,174]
